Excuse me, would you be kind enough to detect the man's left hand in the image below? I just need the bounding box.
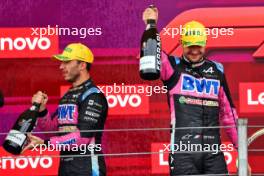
[248,164,252,176]
[21,133,44,153]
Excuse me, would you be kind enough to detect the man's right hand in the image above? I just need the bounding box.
[142,5,159,25]
[32,91,48,112]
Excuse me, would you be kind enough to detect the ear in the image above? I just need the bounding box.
[82,62,87,70]
[179,39,184,50]
[179,39,183,46]
[78,61,86,71]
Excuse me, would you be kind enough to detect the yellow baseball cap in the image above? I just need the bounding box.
[181,21,207,47]
[54,43,94,63]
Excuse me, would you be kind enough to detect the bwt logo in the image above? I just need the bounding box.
[58,104,76,121]
[181,74,220,96]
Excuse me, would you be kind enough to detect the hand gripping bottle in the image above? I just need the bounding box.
[3,103,40,155]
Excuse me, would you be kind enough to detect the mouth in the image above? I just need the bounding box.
[62,71,68,77]
[187,52,202,56]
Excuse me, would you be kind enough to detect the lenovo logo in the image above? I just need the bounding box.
[239,83,264,113]
[151,143,237,174]
[60,84,150,115]
[247,89,264,105]
[99,84,149,115]
[0,147,59,176]
[0,156,52,169]
[107,94,142,108]
[0,28,58,58]
[0,37,51,51]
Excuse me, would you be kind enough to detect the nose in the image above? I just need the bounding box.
[59,62,64,70]
[191,50,199,54]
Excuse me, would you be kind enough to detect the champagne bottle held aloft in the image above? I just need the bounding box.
[140,6,161,80]
[3,103,40,155]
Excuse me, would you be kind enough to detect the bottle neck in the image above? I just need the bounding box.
[146,19,157,30]
[30,103,40,112]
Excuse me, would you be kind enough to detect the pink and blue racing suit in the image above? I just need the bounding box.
[161,53,238,175]
[37,79,108,176]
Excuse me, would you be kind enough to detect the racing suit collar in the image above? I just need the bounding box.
[71,78,92,89]
[182,55,205,68]
[78,78,92,87]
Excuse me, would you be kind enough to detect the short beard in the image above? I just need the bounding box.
[184,53,204,63]
[66,72,80,83]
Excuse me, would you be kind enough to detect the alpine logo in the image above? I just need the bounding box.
[203,67,214,74]
[0,28,58,58]
[181,74,220,96]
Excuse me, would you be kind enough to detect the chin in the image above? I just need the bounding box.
[65,78,74,83]
[63,76,70,82]
[188,56,202,62]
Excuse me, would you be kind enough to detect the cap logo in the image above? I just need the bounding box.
[185,30,203,36]
[64,47,72,53]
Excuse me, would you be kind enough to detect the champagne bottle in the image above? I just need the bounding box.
[140,5,161,80]
[3,103,40,155]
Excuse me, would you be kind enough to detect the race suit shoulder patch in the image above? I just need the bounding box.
[212,60,224,73]
[174,56,180,65]
[81,87,101,101]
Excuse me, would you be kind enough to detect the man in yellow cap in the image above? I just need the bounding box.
[143,7,242,175]
[23,43,108,176]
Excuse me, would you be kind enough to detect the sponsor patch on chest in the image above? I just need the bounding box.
[58,104,77,121]
[181,74,220,96]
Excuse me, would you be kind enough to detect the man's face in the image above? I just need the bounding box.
[183,45,205,63]
[59,60,81,82]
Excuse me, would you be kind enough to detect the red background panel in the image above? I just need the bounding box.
[0,55,264,175]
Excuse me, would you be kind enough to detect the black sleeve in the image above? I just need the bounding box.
[77,93,108,138]
[221,73,235,108]
[0,90,4,107]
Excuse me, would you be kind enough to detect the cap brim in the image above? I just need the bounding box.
[182,41,206,48]
[183,44,206,48]
[53,54,73,61]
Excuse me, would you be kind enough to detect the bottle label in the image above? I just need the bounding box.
[5,130,26,146]
[30,105,37,111]
[140,56,156,70]
[146,24,151,30]
[156,34,161,71]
